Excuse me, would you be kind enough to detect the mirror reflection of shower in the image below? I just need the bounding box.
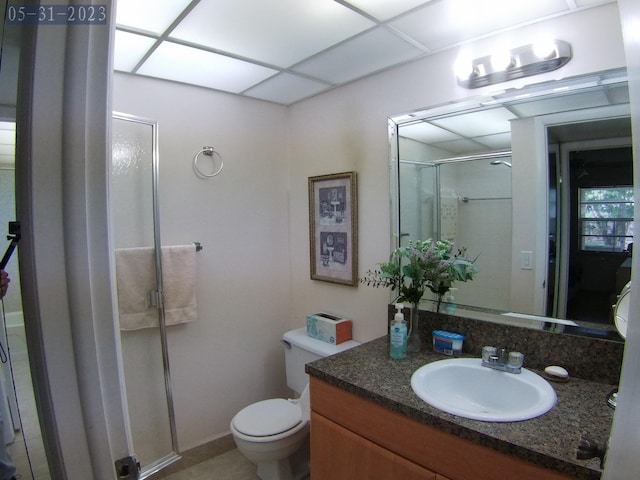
[398,153,512,311]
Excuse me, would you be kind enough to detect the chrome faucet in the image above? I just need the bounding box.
[481,346,524,374]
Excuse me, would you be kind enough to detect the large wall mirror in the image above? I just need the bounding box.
[389,68,631,342]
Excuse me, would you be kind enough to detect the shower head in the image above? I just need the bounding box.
[490,160,512,168]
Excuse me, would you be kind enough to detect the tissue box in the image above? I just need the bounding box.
[306,313,352,344]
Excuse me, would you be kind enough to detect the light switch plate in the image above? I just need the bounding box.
[521,251,533,270]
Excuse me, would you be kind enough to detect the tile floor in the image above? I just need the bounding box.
[151,448,258,479]
[149,447,311,480]
[9,351,276,480]
[7,355,50,480]
[7,350,311,480]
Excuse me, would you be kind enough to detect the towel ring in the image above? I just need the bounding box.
[193,146,224,178]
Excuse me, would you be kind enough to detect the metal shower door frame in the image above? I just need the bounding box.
[112,112,180,478]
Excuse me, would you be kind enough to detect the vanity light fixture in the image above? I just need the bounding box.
[456,40,572,89]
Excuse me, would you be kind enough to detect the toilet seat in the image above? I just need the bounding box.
[232,398,303,438]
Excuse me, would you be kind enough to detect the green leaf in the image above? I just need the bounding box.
[360,239,478,304]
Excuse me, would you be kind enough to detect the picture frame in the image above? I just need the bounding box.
[308,171,358,286]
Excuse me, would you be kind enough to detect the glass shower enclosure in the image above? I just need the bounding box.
[110,113,179,478]
[397,155,513,312]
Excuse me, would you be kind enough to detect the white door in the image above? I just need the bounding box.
[14,5,136,479]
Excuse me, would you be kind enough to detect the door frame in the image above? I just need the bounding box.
[539,104,631,318]
[15,3,134,479]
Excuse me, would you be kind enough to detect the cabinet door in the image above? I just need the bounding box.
[311,378,574,480]
[311,412,437,480]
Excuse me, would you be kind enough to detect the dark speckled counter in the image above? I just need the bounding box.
[306,336,614,480]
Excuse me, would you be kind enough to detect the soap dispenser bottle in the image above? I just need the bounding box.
[390,303,407,359]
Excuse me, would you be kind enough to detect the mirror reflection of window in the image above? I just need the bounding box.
[579,186,634,253]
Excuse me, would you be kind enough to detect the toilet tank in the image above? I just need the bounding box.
[282,327,360,394]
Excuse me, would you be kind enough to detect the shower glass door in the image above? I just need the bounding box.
[110,113,179,477]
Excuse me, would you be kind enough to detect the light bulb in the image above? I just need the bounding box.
[490,50,512,72]
[533,39,557,59]
[454,57,474,80]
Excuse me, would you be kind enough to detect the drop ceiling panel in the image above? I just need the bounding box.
[400,122,463,144]
[431,107,516,138]
[292,27,424,84]
[575,0,614,5]
[113,31,157,72]
[431,137,494,155]
[508,90,617,117]
[472,132,512,151]
[116,0,193,34]
[169,0,375,68]
[137,42,278,93]
[343,0,434,21]
[244,73,331,105]
[390,0,570,52]
[113,0,618,105]
[394,67,627,160]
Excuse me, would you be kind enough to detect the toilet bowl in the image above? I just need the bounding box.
[230,328,360,480]
[230,386,310,480]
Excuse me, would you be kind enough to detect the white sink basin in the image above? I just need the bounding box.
[411,358,556,422]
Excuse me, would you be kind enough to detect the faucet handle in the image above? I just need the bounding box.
[577,436,607,469]
[508,351,524,368]
[482,346,496,362]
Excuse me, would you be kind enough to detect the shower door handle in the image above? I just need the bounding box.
[148,290,162,308]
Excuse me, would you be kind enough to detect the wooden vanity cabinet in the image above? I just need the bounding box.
[311,412,440,479]
[310,377,573,480]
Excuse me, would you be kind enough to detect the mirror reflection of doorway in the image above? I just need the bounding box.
[548,118,633,324]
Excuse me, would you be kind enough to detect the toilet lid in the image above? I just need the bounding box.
[232,399,302,437]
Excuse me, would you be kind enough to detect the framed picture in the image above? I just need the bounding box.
[308,171,358,286]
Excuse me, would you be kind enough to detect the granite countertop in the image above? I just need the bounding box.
[306,336,615,480]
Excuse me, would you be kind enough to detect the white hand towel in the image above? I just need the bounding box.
[161,245,198,327]
[115,247,157,330]
[115,245,198,331]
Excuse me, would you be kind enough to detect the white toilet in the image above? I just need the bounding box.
[230,327,360,480]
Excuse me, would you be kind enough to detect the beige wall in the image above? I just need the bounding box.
[288,2,626,342]
[113,74,292,449]
[113,2,626,451]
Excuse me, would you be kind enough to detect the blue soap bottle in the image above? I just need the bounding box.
[390,303,407,359]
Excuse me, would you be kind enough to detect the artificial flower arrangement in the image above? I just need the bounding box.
[361,238,478,312]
